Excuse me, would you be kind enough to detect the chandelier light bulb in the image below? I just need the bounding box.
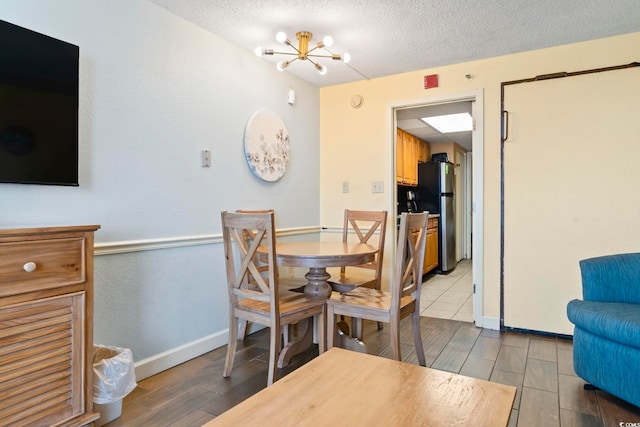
[342,52,351,64]
[276,61,289,71]
[276,32,287,43]
[317,64,327,75]
[254,47,263,57]
[322,35,334,47]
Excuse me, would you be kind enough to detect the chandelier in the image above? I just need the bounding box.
[255,31,351,75]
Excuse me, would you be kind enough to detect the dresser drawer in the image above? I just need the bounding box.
[0,238,86,297]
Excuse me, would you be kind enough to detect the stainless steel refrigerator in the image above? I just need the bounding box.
[417,161,456,273]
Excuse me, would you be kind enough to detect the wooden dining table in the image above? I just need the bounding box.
[257,240,378,367]
[264,241,378,298]
[202,347,517,427]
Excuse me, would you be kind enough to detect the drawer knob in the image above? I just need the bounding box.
[23,262,37,273]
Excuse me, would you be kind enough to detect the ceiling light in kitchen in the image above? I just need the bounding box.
[421,113,472,133]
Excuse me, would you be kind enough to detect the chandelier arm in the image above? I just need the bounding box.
[307,54,338,59]
[306,57,321,67]
[321,46,344,60]
[284,40,301,55]
[306,56,327,74]
[306,43,324,55]
[269,51,299,56]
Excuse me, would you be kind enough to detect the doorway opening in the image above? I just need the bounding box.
[389,89,484,327]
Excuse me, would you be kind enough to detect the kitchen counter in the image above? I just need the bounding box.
[396,213,440,222]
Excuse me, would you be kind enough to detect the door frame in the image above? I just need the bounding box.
[454,144,468,261]
[464,151,473,259]
[387,89,485,327]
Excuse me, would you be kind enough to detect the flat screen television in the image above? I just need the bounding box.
[0,19,79,186]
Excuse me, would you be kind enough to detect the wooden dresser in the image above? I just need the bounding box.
[0,225,100,427]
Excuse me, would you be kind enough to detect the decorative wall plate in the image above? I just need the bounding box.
[244,109,290,182]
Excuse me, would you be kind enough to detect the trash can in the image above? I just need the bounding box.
[93,345,137,427]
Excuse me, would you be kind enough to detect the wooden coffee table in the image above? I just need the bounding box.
[203,347,517,427]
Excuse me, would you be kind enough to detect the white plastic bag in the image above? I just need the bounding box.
[93,345,137,404]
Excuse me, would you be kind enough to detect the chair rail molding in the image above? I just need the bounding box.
[94,226,321,256]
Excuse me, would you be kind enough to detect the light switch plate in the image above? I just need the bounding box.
[372,181,384,193]
[342,181,349,193]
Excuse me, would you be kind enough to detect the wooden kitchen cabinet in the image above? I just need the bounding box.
[0,225,100,427]
[396,128,405,184]
[423,217,439,274]
[417,138,431,163]
[396,128,418,186]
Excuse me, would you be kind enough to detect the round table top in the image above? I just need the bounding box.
[265,241,377,268]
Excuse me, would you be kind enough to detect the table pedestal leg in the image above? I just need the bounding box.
[277,268,330,368]
[336,322,369,354]
[304,267,332,298]
[277,319,313,368]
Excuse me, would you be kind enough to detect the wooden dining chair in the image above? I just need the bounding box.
[235,209,307,340]
[328,209,388,292]
[235,209,274,340]
[221,211,325,386]
[326,212,428,366]
[327,209,388,336]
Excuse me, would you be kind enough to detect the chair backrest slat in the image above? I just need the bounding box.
[236,209,277,283]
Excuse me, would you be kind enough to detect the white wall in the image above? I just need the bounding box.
[0,0,320,376]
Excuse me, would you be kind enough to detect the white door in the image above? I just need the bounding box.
[502,67,640,334]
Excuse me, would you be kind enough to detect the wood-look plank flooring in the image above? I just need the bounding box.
[106,317,640,427]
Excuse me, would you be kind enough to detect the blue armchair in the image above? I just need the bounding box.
[567,253,640,407]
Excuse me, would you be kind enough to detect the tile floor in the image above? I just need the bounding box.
[420,258,473,322]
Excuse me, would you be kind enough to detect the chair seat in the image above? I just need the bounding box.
[567,299,640,349]
[326,267,377,288]
[238,290,325,318]
[328,287,415,317]
[277,277,309,292]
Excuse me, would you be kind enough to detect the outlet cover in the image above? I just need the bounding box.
[201,149,211,167]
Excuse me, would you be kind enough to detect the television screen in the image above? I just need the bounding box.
[0,19,79,186]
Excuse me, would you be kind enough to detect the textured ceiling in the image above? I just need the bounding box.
[148,0,639,151]
[149,0,640,87]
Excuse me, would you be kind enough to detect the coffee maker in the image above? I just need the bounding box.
[406,190,418,212]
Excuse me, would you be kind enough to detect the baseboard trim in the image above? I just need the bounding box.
[503,326,573,340]
[133,330,229,381]
[482,316,500,331]
[132,323,269,381]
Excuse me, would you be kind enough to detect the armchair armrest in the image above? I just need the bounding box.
[579,253,640,303]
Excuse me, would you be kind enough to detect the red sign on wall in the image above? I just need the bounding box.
[424,74,438,89]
